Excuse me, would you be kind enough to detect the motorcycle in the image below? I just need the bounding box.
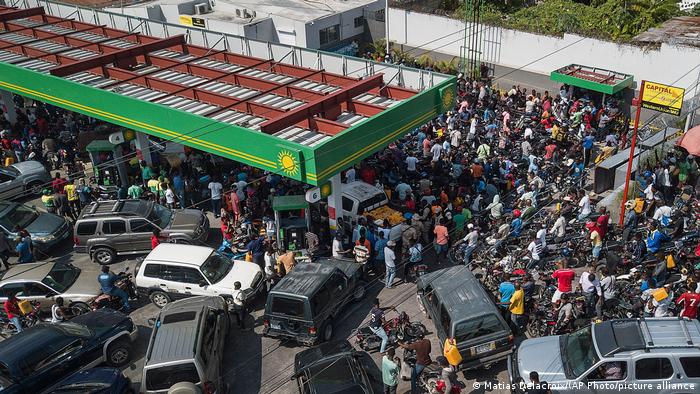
[218,238,249,260]
[355,311,427,352]
[418,363,465,394]
[90,268,138,312]
[0,301,41,338]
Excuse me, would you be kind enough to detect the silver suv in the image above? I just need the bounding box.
[73,200,209,264]
[141,296,229,394]
[509,318,700,394]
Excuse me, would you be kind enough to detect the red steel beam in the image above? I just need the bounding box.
[308,117,348,136]
[259,74,384,134]
[50,35,185,77]
[0,7,45,25]
[343,100,384,118]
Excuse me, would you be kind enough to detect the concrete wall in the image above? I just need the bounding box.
[388,8,700,91]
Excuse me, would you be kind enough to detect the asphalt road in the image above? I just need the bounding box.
[17,198,512,394]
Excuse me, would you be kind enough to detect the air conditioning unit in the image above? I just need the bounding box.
[235,8,241,17]
[208,0,216,9]
[243,9,252,18]
[251,10,256,18]
[193,2,211,15]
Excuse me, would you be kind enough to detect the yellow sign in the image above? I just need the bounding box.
[641,80,685,116]
[179,15,206,28]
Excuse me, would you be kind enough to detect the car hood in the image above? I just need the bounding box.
[215,261,261,291]
[515,336,567,384]
[167,209,205,232]
[65,265,102,297]
[71,309,130,336]
[53,367,122,387]
[25,212,67,236]
[11,160,46,175]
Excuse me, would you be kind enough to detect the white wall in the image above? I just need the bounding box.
[388,8,700,91]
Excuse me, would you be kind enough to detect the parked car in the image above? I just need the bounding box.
[0,309,138,393]
[41,367,133,394]
[293,340,383,394]
[263,257,366,346]
[508,317,700,394]
[417,266,513,371]
[0,160,50,200]
[141,296,229,394]
[0,201,72,254]
[135,244,265,308]
[0,261,100,314]
[73,199,209,264]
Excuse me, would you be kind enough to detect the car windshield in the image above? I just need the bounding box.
[57,322,93,338]
[0,204,37,230]
[0,167,19,177]
[150,204,173,228]
[0,364,14,390]
[146,363,200,391]
[200,252,233,284]
[562,326,600,378]
[42,264,80,293]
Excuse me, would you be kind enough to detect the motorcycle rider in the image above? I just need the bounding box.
[97,265,130,312]
[368,298,390,354]
[555,293,575,334]
[3,294,22,333]
[437,356,459,394]
[51,297,74,323]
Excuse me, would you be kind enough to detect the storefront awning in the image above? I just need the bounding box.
[550,64,633,95]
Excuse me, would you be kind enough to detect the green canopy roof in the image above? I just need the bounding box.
[551,64,633,95]
[273,195,309,212]
[86,139,118,153]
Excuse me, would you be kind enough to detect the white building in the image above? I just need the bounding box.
[110,0,386,51]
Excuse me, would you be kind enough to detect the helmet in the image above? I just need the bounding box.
[513,209,521,218]
[42,188,51,196]
[624,200,636,210]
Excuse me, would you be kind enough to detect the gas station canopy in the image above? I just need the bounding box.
[550,64,633,95]
[0,5,455,186]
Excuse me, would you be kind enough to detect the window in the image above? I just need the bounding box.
[319,24,340,46]
[22,283,51,297]
[102,220,126,235]
[129,219,157,233]
[454,315,505,343]
[42,264,79,293]
[635,358,674,380]
[76,221,97,236]
[326,272,346,294]
[357,193,387,214]
[587,361,627,381]
[35,340,82,371]
[374,9,385,22]
[271,296,305,318]
[200,309,218,364]
[341,197,354,213]
[354,16,364,28]
[146,363,200,391]
[0,283,26,297]
[311,287,331,315]
[680,357,700,377]
[439,304,451,336]
[160,266,185,282]
[180,267,205,284]
[143,263,163,278]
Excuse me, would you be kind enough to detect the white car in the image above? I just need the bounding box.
[134,244,265,308]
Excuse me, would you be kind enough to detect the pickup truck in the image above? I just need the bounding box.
[329,181,405,241]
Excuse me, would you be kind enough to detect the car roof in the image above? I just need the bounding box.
[78,199,152,220]
[146,296,222,366]
[595,318,700,357]
[144,244,214,266]
[0,262,53,283]
[271,258,351,297]
[0,201,18,216]
[294,340,354,373]
[342,181,384,201]
[0,324,72,366]
[418,265,502,322]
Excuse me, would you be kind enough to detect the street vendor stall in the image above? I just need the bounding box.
[550,64,634,117]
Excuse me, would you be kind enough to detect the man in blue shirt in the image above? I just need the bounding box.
[582,131,595,167]
[97,265,130,311]
[15,236,32,264]
[499,274,515,309]
[646,221,670,254]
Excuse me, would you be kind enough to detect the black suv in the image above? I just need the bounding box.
[0,309,138,393]
[263,257,366,346]
[293,340,382,394]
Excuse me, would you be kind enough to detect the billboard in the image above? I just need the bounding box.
[179,15,206,28]
[641,80,685,116]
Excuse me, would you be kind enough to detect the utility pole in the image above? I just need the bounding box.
[684,67,700,133]
[385,0,390,59]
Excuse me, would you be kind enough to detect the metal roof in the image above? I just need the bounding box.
[550,64,634,95]
[145,244,214,266]
[0,3,455,186]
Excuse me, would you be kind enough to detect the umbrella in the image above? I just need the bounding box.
[678,125,700,156]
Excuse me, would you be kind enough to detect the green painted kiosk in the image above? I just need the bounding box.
[551,64,634,115]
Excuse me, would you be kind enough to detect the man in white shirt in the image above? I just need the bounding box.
[461,224,478,264]
[345,167,356,183]
[524,127,533,140]
[395,182,412,201]
[526,237,542,270]
[208,179,223,218]
[235,180,247,202]
[536,223,547,249]
[231,281,250,330]
[579,268,602,317]
[550,213,567,241]
[578,192,591,221]
[405,155,418,173]
[384,241,397,289]
[521,139,532,158]
[652,205,673,226]
[450,129,461,148]
[430,143,442,163]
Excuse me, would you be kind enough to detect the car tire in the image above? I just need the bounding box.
[106,339,131,367]
[69,301,91,316]
[27,181,43,196]
[149,291,171,308]
[92,247,116,265]
[320,319,334,342]
[352,281,367,301]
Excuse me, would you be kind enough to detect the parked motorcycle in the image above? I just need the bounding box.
[355,311,427,352]
[418,363,465,394]
[90,268,138,312]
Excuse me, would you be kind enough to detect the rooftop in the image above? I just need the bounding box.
[136,0,378,23]
[145,244,214,265]
[634,17,700,48]
[550,64,634,95]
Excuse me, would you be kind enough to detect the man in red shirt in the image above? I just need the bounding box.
[551,259,576,303]
[3,294,22,333]
[676,290,700,319]
[51,173,67,194]
[151,229,162,249]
